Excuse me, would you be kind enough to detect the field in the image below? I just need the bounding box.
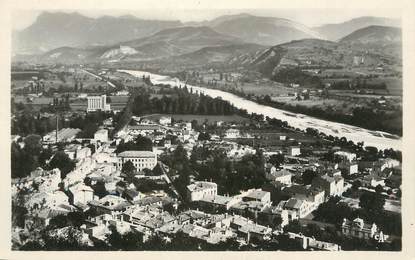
[11,69,116,93]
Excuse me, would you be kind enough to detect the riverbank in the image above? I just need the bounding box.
[118,69,401,150]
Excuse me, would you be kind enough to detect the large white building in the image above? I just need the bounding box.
[117,150,157,172]
[87,95,111,112]
[187,181,218,201]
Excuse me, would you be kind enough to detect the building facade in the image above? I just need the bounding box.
[87,95,111,112]
[117,150,157,172]
[187,181,218,202]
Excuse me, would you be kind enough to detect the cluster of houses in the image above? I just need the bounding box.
[11,112,401,250]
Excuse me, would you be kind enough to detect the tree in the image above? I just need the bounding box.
[121,161,136,183]
[302,169,317,185]
[359,192,385,213]
[313,197,353,225]
[93,180,108,198]
[48,151,75,179]
[198,132,211,141]
[107,226,143,250]
[269,153,285,167]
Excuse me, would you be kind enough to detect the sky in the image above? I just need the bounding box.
[12,8,401,31]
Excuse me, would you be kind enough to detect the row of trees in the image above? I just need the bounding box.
[131,86,245,116]
[272,67,322,87]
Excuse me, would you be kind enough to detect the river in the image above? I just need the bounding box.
[118,69,401,151]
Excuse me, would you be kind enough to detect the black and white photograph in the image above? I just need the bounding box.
[1,0,415,257]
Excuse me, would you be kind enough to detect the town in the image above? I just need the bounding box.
[11,65,402,251]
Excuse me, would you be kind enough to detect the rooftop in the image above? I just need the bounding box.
[118,150,155,158]
[244,189,269,200]
[284,198,305,209]
[187,181,217,192]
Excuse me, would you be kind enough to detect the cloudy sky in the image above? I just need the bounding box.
[12,8,401,31]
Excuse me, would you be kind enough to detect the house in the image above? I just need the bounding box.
[278,198,315,219]
[117,150,157,172]
[283,185,325,206]
[198,195,240,212]
[231,215,272,242]
[43,128,81,144]
[289,146,301,156]
[94,129,109,143]
[312,174,344,197]
[68,183,94,205]
[334,151,356,162]
[187,181,217,202]
[338,162,358,175]
[88,195,131,215]
[342,218,388,242]
[266,169,292,185]
[242,189,271,204]
[259,205,290,227]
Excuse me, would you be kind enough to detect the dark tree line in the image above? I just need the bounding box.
[272,67,322,87]
[131,86,244,116]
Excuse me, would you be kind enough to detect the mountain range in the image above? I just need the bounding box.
[12,11,402,67]
[13,11,182,54]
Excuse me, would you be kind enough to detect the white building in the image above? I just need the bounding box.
[159,116,172,126]
[117,150,157,172]
[342,218,388,242]
[334,151,356,162]
[278,198,315,219]
[187,181,218,201]
[338,162,358,175]
[87,95,111,112]
[68,183,94,205]
[312,175,345,197]
[224,129,240,139]
[94,129,109,143]
[289,146,301,156]
[266,169,292,185]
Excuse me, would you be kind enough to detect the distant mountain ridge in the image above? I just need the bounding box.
[210,13,324,46]
[339,25,401,44]
[12,12,403,65]
[33,26,245,63]
[313,16,401,41]
[13,11,183,54]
